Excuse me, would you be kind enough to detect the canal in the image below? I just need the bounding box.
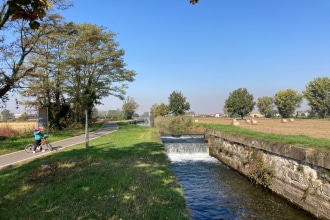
[162,135,316,220]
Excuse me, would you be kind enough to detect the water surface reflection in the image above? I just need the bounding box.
[169,153,316,220]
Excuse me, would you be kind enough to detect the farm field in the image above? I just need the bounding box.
[2,118,330,140]
[195,117,330,139]
[0,121,36,130]
[0,121,37,137]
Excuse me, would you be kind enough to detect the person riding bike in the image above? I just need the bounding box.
[33,127,48,153]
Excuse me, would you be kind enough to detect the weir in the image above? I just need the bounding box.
[160,134,316,220]
[160,134,208,154]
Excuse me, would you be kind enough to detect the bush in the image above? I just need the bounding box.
[0,125,20,138]
[154,116,204,134]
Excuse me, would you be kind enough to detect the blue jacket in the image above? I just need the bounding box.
[34,131,45,141]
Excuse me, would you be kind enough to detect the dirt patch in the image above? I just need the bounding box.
[196,118,330,139]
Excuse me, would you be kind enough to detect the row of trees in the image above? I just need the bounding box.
[0,2,136,129]
[149,77,330,123]
[224,77,330,119]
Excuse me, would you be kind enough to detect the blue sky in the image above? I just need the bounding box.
[8,0,330,114]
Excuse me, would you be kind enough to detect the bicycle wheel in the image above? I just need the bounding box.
[25,144,34,153]
[45,143,53,151]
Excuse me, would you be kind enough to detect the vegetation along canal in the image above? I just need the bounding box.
[161,135,316,220]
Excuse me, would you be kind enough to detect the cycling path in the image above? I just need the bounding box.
[0,122,118,170]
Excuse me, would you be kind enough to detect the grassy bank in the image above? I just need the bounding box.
[0,123,189,219]
[202,123,330,152]
[0,122,103,156]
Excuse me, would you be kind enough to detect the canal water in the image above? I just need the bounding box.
[161,135,316,220]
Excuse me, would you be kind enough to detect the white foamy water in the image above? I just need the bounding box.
[167,153,220,163]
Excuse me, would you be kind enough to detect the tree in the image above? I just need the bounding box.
[0,0,72,30]
[122,96,139,120]
[1,109,10,121]
[20,22,136,126]
[151,103,168,117]
[274,89,303,118]
[302,77,330,118]
[0,0,71,108]
[18,14,72,129]
[63,23,136,123]
[0,13,64,107]
[257,96,275,118]
[150,103,169,127]
[141,112,149,118]
[168,91,190,116]
[224,88,255,119]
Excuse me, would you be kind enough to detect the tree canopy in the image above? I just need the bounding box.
[274,89,303,118]
[257,96,275,118]
[122,96,139,120]
[224,88,255,119]
[168,91,190,116]
[302,77,330,118]
[17,20,136,128]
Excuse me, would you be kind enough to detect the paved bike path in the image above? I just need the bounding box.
[0,122,118,169]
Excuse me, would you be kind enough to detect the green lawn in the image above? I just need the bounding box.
[0,123,189,219]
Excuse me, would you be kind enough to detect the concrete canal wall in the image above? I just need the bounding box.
[205,129,330,220]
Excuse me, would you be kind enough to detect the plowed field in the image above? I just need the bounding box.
[196,118,330,139]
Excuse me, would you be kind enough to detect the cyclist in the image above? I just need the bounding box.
[33,127,48,153]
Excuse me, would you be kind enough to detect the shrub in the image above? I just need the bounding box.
[0,125,20,138]
[154,116,203,134]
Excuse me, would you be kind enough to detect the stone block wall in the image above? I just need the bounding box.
[205,129,330,220]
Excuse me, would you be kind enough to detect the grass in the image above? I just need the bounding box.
[0,122,103,156]
[202,123,330,152]
[0,123,189,219]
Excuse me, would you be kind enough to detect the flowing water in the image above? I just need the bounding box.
[161,135,316,220]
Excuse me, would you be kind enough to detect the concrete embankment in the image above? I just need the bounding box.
[205,129,330,220]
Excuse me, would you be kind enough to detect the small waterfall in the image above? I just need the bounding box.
[161,134,208,154]
[164,143,209,154]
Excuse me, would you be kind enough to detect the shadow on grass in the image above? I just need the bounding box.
[0,140,190,220]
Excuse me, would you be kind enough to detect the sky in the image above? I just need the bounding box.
[7,0,330,114]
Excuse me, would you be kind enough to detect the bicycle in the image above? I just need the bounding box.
[25,136,53,153]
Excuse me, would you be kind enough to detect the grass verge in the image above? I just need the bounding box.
[0,122,103,155]
[202,123,330,152]
[0,123,189,219]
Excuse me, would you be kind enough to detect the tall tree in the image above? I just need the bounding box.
[224,88,255,119]
[0,14,62,106]
[122,96,139,120]
[302,77,330,118]
[274,89,303,118]
[257,96,275,118]
[19,22,136,127]
[18,14,71,129]
[0,0,71,106]
[168,91,190,116]
[64,23,136,123]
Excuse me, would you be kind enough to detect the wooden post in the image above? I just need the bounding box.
[85,110,89,148]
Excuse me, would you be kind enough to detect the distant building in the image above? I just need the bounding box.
[249,112,264,118]
[14,114,22,119]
